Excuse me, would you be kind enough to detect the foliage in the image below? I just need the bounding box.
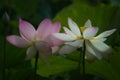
[0,0,120,80]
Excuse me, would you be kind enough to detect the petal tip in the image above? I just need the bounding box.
[112,29,117,32]
[54,21,61,28]
[87,19,91,22]
[19,18,24,23]
[42,18,51,23]
[6,36,11,41]
[85,19,92,27]
[68,17,72,22]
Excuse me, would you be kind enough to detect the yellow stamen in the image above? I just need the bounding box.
[80,26,88,32]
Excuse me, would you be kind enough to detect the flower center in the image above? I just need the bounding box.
[80,26,88,32]
[76,26,88,40]
[77,36,83,40]
[30,37,42,46]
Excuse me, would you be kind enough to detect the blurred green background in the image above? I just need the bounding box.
[0,0,120,80]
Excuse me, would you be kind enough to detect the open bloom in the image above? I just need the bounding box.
[54,18,116,60]
[6,18,63,60]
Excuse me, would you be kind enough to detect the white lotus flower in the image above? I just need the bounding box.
[54,18,116,60]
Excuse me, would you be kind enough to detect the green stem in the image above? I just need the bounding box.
[82,40,86,80]
[78,48,82,78]
[2,12,10,80]
[34,52,39,80]
[3,37,6,80]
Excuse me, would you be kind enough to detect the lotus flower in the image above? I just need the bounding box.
[54,18,116,60]
[6,18,63,60]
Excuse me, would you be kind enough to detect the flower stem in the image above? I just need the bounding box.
[3,37,6,80]
[2,12,10,80]
[81,40,86,80]
[78,48,82,78]
[34,52,39,80]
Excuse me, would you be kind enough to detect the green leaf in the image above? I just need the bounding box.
[54,4,118,32]
[85,60,120,80]
[32,55,78,77]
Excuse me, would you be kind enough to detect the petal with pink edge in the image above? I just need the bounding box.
[19,19,36,41]
[6,35,29,48]
[83,27,98,39]
[63,27,76,38]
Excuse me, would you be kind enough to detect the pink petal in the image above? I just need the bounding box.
[35,41,52,56]
[6,35,29,48]
[44,35,64,47]
[36,18,61,39]
[35,41,52,65]
[83,27,98,39]
[19,19,36,41]
[52,21,61,32]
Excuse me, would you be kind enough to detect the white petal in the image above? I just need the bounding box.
[53,33,76,41]
[86,42,102,60]
[26,46,37,60]
[90,40,111,52]
[59,45,77,54]
[63,27,77,38]
[96,29,116,39]
[83,27,98,39]
[84,19,92,27]
[65,40,83,48]
[85,50,95,61]
[68,18,81,36]
[97,38,107,42]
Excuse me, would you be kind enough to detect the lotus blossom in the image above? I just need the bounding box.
[6,18,63,60]
[54,18,116,60]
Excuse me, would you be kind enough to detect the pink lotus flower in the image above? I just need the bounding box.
[6,18,63,60]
